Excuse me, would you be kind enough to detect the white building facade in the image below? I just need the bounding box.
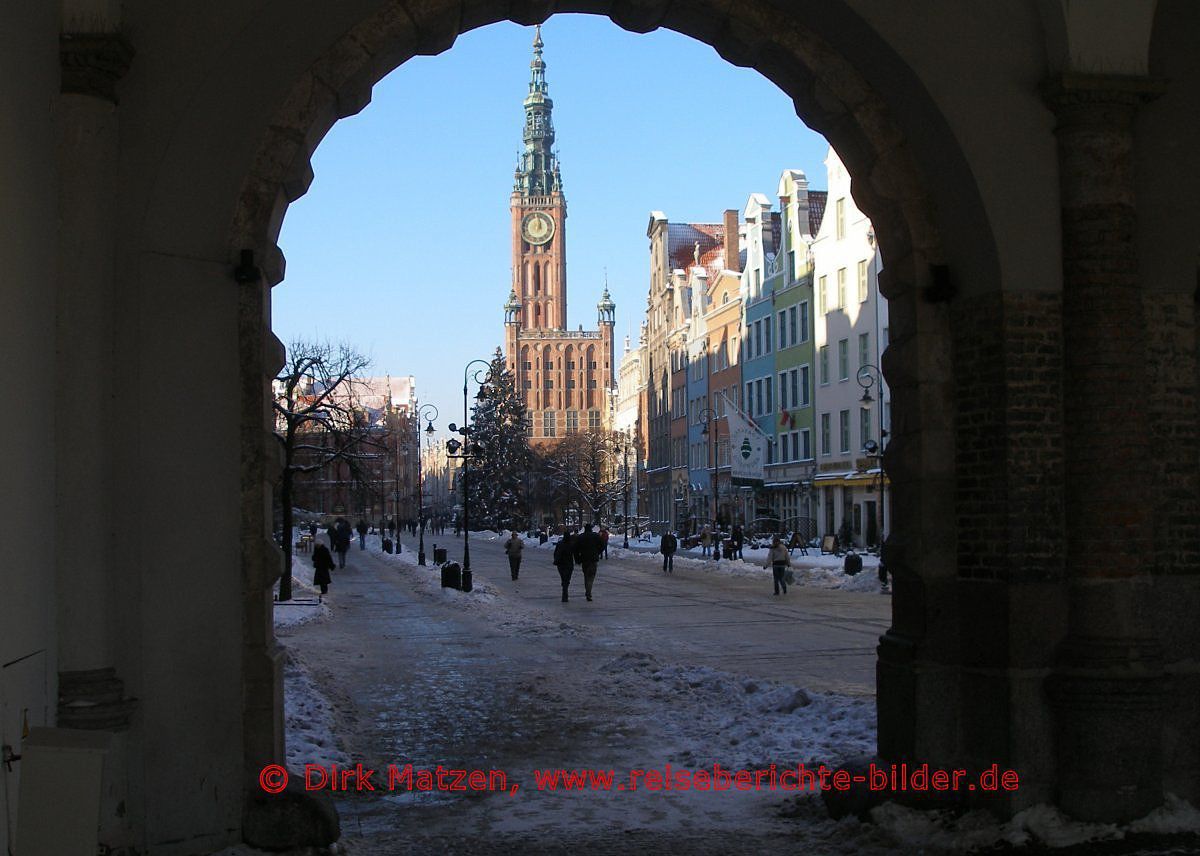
[811,147,889,548]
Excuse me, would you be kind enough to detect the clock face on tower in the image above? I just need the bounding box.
[521,211,555,245]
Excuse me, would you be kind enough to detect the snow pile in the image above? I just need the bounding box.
[603,546,885,592]
[870,793,1200,852]
[595,652,875,774]
[284,654,349,771]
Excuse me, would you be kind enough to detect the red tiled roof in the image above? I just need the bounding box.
[807,191,828,236]
[667,222,726,279]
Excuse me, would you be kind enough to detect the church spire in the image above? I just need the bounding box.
[514,25,561,197]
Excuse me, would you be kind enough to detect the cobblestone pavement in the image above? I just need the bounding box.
[276,533,892,853]
[272,535,1200,855]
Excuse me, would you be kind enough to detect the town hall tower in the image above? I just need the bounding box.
[504,26,615,445]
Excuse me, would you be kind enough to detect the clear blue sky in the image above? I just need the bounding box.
[274,16,830,436]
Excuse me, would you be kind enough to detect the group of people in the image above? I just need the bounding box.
[308,519,354,602]
[378,516,448,538]
[695,524,746,561]
[503,525,607,603]
[658,527,791,595]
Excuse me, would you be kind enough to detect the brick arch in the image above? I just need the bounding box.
[229,0,1001,806]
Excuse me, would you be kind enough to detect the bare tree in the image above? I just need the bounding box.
[274,340,377,601]
[540,430,625,526]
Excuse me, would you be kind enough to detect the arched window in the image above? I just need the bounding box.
[533,263,541,294]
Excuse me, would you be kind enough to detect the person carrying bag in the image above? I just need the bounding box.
[764,535,791,596]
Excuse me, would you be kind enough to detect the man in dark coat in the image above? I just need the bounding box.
[355,519,369,550]
[334,520,352,568]
[553,532,575,602]
[731,524,744,560]
[311,543,335,602]
[660,531,678,574]
[573,523,604,602]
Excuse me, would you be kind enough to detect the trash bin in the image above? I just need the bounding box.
[433,546,448,564]
[440,562,461,589]
[460,570,473,593]
[382,538,393,554]
[843,552,863,575]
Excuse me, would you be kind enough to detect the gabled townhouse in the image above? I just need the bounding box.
[810,147,889,548]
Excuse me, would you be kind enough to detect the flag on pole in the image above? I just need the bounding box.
[719,391,767,485]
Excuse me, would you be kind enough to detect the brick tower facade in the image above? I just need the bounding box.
[503,26,615,446]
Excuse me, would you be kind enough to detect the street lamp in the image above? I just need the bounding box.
[699,406,718,560]
[446,358,491,573]
[621,431,632,548]
[856,362,887,550]
[415,403,438,565]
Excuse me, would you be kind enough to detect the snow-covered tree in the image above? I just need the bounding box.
[462,349,533,530]
[274,340,378,601]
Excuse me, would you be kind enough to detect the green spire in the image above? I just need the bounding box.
[514,25,561,197]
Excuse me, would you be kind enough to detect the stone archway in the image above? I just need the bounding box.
[227,0,988,825]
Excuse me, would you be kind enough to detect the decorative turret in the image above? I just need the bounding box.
[597,285,616,326]
[504,288,522,325]
[514,24,561,197]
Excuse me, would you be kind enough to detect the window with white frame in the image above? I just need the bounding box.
[544,410,557,438]
[837,267,846,308]
[859,332,870,369]
[860,407,872,449]
[838,339,849,380]
[836,198,845,239]
[818,275,827,314]
[839,409,850,453]
[799,364,811,406]
[821,413,831,455]
[820,346,829,385]
[566,410,579,433]
[800,428,812,460]
[858,259,868,302]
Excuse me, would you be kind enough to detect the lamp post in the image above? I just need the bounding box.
[856,362,887,549]
[446,358,491,573]
[698,406,718,560]
[414,403,438,565]
[621,431,632,548]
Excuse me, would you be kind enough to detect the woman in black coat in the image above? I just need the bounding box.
[553,533,575,603]
[311,543,335,602]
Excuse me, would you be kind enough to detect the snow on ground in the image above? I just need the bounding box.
[366,533,592,639]
[284,654,350,771]
[866,793,1200,852]
[593,651,876,773]
[265,530,1200,854]
[274,545,332,628]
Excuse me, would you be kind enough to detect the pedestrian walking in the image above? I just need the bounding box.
[573,523,604,602]
[334,520,352,569]
[311,542,334,602]
[387,516,396,539]
[731,524,744,560]
[308,521,318,539]
[504,531,524,581]
[765,535,791,595]
[660,530,678,574]
[700,526,712,557]
[355,518,369,550]
[553,531,575,602]
[600,525,610,559]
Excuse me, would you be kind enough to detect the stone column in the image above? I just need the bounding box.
[55,23,137,852]
[55,27,135,728]
[1044,73,1166,823]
